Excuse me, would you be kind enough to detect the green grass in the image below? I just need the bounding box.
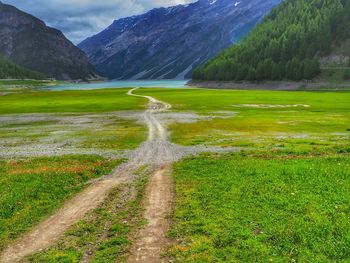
[134,88,350,261]
[0,120,58,129]
[0,79,59,87]
[0,87,150,260]
[0,115,147,151]
[76,118,147,151]
[138,88,350,153]
[0,88,146,114]
[0,88,149,254]
[0,156,122,252]
[1,86,349,261]
[168,153,350,262]
[27,168,149,263]
[137,88,350,111]
[0,88,148,151]
[0,80,62,94]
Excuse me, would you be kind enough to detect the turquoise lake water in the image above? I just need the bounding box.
[47,80,189,91]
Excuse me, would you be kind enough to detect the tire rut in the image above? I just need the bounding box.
[128,165,173,263]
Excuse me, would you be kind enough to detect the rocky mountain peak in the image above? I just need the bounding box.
[0,2,96,80]
[79,0,281,80]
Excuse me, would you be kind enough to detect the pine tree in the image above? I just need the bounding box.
[194,0,345,81]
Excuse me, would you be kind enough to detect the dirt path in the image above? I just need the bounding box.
[0,88,175,263]
[129,165,174,263]
[127,88,175,262]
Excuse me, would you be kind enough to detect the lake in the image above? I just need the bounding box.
[47,80,190,91]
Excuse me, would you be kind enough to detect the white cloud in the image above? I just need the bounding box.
[3,0,195,43]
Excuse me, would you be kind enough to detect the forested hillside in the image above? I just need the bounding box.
[193,0,350,81]
[0,56,45,80]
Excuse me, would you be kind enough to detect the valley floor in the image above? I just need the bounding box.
[0,83,349,262]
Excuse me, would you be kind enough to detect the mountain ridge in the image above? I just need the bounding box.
[79,0,281,80]
[0,2,96,80]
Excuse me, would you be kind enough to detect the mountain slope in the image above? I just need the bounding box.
[79,0,281,80]
[0,2,96,80]
[194,0,350,81]
[0,55,45,79]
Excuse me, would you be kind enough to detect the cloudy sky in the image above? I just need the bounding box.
[4,0,195,44]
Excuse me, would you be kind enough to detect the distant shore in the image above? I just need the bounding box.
[188,80,350,91]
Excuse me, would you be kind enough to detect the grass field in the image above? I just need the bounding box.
[27,171,148,263]
[0,79,60,87]
[0,88,148,254]
[0,86,349,261]
[137,88,350,262]
[0,80,61,94]
[0,156,122,252]
[138,88,350,154]
[0,89,148,157]
[0,88,146,114]
[168,154,350,262]
[0,114,147,154]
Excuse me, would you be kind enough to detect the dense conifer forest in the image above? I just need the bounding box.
[0,56,45,80]
[193,0,350,81]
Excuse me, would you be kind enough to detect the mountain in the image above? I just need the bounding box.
[79,0,281,80]
[0,1,96,80]
[0,54,45,79]
[193,0,350,81]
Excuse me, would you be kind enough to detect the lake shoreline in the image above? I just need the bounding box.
[45,80,190,91]
[189,80,350,91]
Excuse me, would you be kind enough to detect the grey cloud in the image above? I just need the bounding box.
[3,0,195,44]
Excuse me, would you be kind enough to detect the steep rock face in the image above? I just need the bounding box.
[79,0,281,80]
[0,2,96,80]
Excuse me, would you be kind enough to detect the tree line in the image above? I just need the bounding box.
[193,0,350,81]
[0,55,45,80]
